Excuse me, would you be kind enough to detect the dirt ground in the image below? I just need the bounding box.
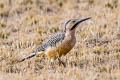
[0,0,120,80]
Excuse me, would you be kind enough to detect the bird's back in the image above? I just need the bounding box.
[33,32,65,53]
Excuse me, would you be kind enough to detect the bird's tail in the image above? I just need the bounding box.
[19,53,36,62]
[19,50,45,62]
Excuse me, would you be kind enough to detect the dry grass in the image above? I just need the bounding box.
[0,0,120,80]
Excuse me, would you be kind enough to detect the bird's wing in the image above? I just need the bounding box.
[19,32,65,62]
[33,32,65,53]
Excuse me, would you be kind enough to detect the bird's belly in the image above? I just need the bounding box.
[45,41,75,60]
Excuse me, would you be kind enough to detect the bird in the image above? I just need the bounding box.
[19,17,91,63]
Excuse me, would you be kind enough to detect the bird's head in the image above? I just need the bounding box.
[64,17,91,35]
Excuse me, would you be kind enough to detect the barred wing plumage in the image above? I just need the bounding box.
[19,33,65,62]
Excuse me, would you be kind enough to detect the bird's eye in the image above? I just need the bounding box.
[73,21,76,23]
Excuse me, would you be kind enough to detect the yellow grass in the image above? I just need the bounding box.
[0,0,120,80]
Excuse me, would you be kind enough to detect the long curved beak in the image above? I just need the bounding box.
[71,17,91,30]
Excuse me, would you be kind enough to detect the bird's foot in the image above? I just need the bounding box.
[58,58,66,67]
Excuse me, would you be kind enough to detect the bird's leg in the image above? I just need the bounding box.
[58,58,66,67]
